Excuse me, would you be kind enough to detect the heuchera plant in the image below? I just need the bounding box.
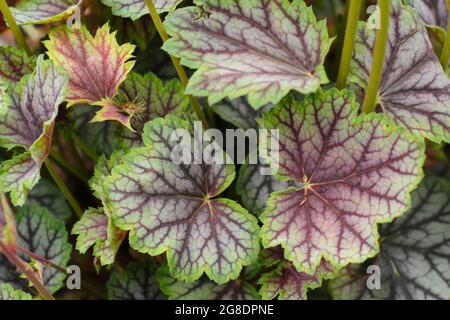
[0,0,449,301]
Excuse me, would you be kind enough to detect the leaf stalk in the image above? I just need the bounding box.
[361,0,390,114]
[0,0,31,55]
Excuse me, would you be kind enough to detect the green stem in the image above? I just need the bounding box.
[361,0,390,114]
[144,0,208,128]
[71,131,99,162]
[50,150,89,185]
[336,0,363,89]
[0,0,31,55]
[440,15,450,70]
[0,241,55,300]
[45,160,83,218]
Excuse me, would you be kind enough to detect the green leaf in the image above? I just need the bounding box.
[110,15,157,51]
[26,179,72,220]
[44,24,135,119]
[101,0,182,21]
[330,177,450,300]
[0,46,36,83]
[107,260,165,300]
[0,283,32,300]
[104,115,260,284]
[0,205,72,293]
[259,259,335,300]
[259,88,425,274]
[163,0,333,109]
[350,0,450,143]
[0,56,68,206]
[11,0,82,25]
[158,266,260,300]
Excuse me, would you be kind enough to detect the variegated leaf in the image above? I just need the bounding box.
[163,0,333,109]
[350,0,450,143]
[104,115,260,284]
[101,0,182,21]
[330,177,450,300]
[259,89,425,274]
[0,46,36,83]
[11,0,82,25]
[0,56,68,206]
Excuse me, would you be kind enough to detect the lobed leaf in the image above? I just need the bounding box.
[330,177,450,300]
[163,0,333,109]
[104,115,260,284]
[158,266,260,300]
[101,0,182,21]
[0,56,68,206]
[350,0,450,143]
[45,24,135,106]
[107,260,165,300]
[259,88,425,274]
[11,0,82,25]
[0,205,72,293]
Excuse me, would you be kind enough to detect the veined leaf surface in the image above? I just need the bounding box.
[101,0,182,21]
[11,0,82,25]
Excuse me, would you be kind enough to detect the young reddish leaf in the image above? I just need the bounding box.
[44,24,135,106]
[11,0,82,25]
[0,46,36,83]
[104,115,260,284]
[259,89,425,274]
[0,56,68,206]
[101,0,182,21]
[350,0,450,143]
[107,260,165,300]
[330,177,450,300]
[157,266,260,300]
[163,0,333,109]
[0,283,32,300]
[406,0,448,29]
[0,205,72,293]
[259,260,335,300]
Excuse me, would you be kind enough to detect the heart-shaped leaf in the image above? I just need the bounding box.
[350,0,450,143]
[163,0,333,109]
[330,177,450,300]
[0,46,36,83]
[11,0,82,25]
[0,283,32,300]
[107,260,165,300]
[101,0,182,21]
[0,56,68,206]
[44,24,135,106]
[259,89,425,274]
[406,0,448,29]
[0,205,72,293]
[157,266,260,300]
[104,115,260,284]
